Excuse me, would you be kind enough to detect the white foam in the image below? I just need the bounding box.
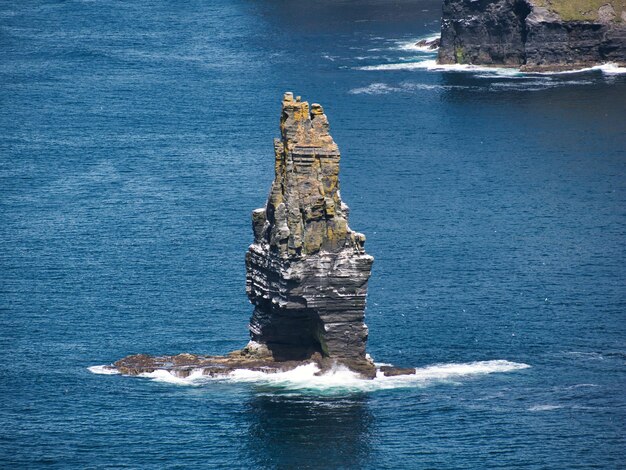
[528,404,563,412]
[358,59,523,77]
[349,78,595,95]
[565,383,598,389]
[88,365,120,375]
[562,351,605,360]
[349,82,469,95]
[349,83,400,95]
[138,368,207,385]
[396,34,440,53]
[529,62,626,76]
[358,61,430,71]
[489,79,594,91]
[359,59,626,77]
[597,63,626,75]
[106,359,529,394]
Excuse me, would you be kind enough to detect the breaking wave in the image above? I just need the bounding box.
[348,78,592,95]
[488,79,594,91]
[531,63,626,76]
[88,360,530,394]
[88,365,120,375]
[349,82,470,95]
[396,34,440,53]
[358,59,626,77]
[358,59,523,76]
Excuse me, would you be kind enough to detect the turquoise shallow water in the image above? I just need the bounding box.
[1,1,625,468]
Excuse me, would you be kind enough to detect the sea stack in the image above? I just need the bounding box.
[110,93,382,379]
[245,92,375,377]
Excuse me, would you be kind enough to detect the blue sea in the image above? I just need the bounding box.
[2,1,625,468]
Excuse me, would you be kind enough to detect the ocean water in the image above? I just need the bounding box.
[1,1,625,468]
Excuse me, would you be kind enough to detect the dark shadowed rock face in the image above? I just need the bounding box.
[439,0,531,66]
[438,0,626,71]
[246,92,375,375]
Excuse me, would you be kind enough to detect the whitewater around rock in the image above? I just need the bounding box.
[92,93,531,388]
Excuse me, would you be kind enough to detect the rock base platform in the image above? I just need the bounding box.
[108,348,416,380]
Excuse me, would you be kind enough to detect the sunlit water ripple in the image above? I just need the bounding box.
[2,0,625,468]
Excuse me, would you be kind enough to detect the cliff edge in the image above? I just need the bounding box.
[438,0,626,71]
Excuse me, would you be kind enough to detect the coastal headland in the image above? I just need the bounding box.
[436,0,626,71]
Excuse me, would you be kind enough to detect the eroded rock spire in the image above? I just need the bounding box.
[245,92,375,376]
[110,93,386,379]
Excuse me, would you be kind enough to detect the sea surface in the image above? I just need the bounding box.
[1,1,625,468]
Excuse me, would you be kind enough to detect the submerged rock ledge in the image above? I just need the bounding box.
[112,350,385,379]
[109,93,413,380]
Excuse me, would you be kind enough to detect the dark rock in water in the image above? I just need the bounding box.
[415,37,441,50]
[379,366,416,377]
[246,92,375,377]
[109,93,384,380]
[114,351,323,378]
[437,0,626,71]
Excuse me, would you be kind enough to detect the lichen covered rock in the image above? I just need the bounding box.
[107,93,393,380]
[246,92,375,376]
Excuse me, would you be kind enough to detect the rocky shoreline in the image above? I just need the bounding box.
[109,348,414,379]
[436,0,626,72]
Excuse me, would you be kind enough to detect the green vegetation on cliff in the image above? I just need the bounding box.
[532,0,625,22]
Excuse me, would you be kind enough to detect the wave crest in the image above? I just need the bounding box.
[396,34,440,53]
[87,365,119,375]
[359,59,626,77]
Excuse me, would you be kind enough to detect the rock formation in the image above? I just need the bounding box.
[107,93,406,380]
[437,0,626,71]
[245,92,374,376]
[415,37,441,50]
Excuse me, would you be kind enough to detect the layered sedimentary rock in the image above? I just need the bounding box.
[245,92,375,376]
[438,0,626,71]
[107,93,398,379]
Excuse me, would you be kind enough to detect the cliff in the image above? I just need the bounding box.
[438,0,626,71]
